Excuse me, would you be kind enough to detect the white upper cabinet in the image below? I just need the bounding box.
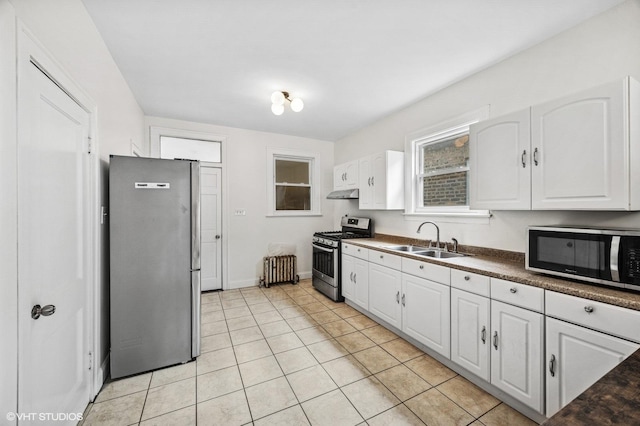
[333,160,359,190]
[470,77,640,211]
[469,108,531,210]
[359,151,404,210]
[531,78,637,210]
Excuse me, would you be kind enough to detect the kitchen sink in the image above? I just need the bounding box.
[383,244,468,258]
[416,250,467,259]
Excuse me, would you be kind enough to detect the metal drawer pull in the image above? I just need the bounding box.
[549,354,556,377]
[31,304,56,320]
[380,255,384,259]
[584,306,594,314]
[402,294,406,307]
[493,331,499,349]
[396,291,400,303]
[510,287,517,293]
[521,150,527,168]
[464,276,470,281]
[481,326,486,344]
[419,265,424,270]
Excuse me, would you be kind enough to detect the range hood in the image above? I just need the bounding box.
[326,188,359,199]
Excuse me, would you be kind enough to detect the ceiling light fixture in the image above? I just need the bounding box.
[271,91,304,115]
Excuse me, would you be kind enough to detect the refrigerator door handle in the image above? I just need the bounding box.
[191,161,201,271]
[191,270,201,357]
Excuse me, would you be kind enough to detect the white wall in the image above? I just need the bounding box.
[335,0,640,252]
[145,117,336,289]
[1,0,146,406]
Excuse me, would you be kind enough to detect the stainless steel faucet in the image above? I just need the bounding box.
[417,221,440,249]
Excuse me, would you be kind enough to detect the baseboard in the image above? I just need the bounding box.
[93,354,110,401]
[226,271,311,290]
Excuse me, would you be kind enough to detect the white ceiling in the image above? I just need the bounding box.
[82,0,624,141]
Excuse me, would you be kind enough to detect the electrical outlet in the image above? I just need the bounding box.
[234,209,246,216]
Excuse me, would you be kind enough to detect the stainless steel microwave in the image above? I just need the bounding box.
[526,226,640,290]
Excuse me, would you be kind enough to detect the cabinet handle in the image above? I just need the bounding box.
[521,149,527,168]
[533,147,539,166]
[493,331,499,350]
[380,255,384,259]
[419,265,424,270]
[402,294,406,307]
[367,177,372,186]
[464,275,470,281]
[510,287,517,294]
[353,273,357,284]
[357,248,361,252]
[584,306,594,314]
[481,326,486,344]
[350,272,354,282]
[549,354,556,377]
[396,291,400,304]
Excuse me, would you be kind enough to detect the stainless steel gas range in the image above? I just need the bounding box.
[312,217,373,301]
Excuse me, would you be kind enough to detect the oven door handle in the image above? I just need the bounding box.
[312,243,335,253]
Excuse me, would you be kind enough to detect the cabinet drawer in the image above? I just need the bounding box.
[451,269,489,297]
[401,258,450,285]
[491,278,544,313]
[546,291,640,343]
[369,249,402,269]
[342,243,368,260]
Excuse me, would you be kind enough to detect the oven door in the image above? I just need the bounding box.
[312,243,338,286]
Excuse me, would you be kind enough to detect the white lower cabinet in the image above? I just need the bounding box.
[545,317,639,417]
[450,288,490,381]
[402,273,450,358]
[490,300,544,413]
[341,254,369,310]
[368,263,402,329]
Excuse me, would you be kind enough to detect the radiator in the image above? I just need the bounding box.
[259,255,299,287]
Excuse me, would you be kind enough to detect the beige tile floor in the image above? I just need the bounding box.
[82,279,538,426]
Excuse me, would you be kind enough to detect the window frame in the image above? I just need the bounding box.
[404,107,491,219]
[266,147,321,217]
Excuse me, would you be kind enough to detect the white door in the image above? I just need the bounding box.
[450,288,490,381]
[469,108,531,210]
[18,61,91,423]
[200,166,222,290]
[402,274,450,358]
[545,317,639,417]
[368,263,402,329]
[491,300,544,413]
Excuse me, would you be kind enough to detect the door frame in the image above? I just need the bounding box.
[16,22,101,400]
[149,125,229,290]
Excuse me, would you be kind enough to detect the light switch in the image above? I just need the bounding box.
[234,209,246,216]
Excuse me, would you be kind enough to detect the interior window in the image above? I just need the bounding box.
[160,135,221,163]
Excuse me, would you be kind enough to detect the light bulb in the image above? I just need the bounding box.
[271,103,284,115]
[271,91,285,106]
[290,97,304,112]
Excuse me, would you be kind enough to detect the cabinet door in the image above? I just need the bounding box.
[469,109,531,210]
[531,79,627,210]
[491,300,543,413]
[402,273,450,358]
[344,160,358,189]
[451,289,490,381]
[341,254,355,301]
[333,164,346,190]
[352,257,369,310]
[545,317,639,417]
[358,156,373,209]
[369,263,402,329]
[372,152,387,209]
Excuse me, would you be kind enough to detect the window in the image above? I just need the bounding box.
[267,148,320,216]
[405,107,490,217]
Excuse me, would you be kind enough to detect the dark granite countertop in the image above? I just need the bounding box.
[543,348,640,425]
[346,234,640,311]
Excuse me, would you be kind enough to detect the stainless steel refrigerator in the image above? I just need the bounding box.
[109,155,201,379]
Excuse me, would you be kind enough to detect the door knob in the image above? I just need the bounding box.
[31,304,56,320]
[215,235,221,240]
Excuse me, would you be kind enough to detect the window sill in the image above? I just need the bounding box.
[403,210,492,224]
[266,212,323,218]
